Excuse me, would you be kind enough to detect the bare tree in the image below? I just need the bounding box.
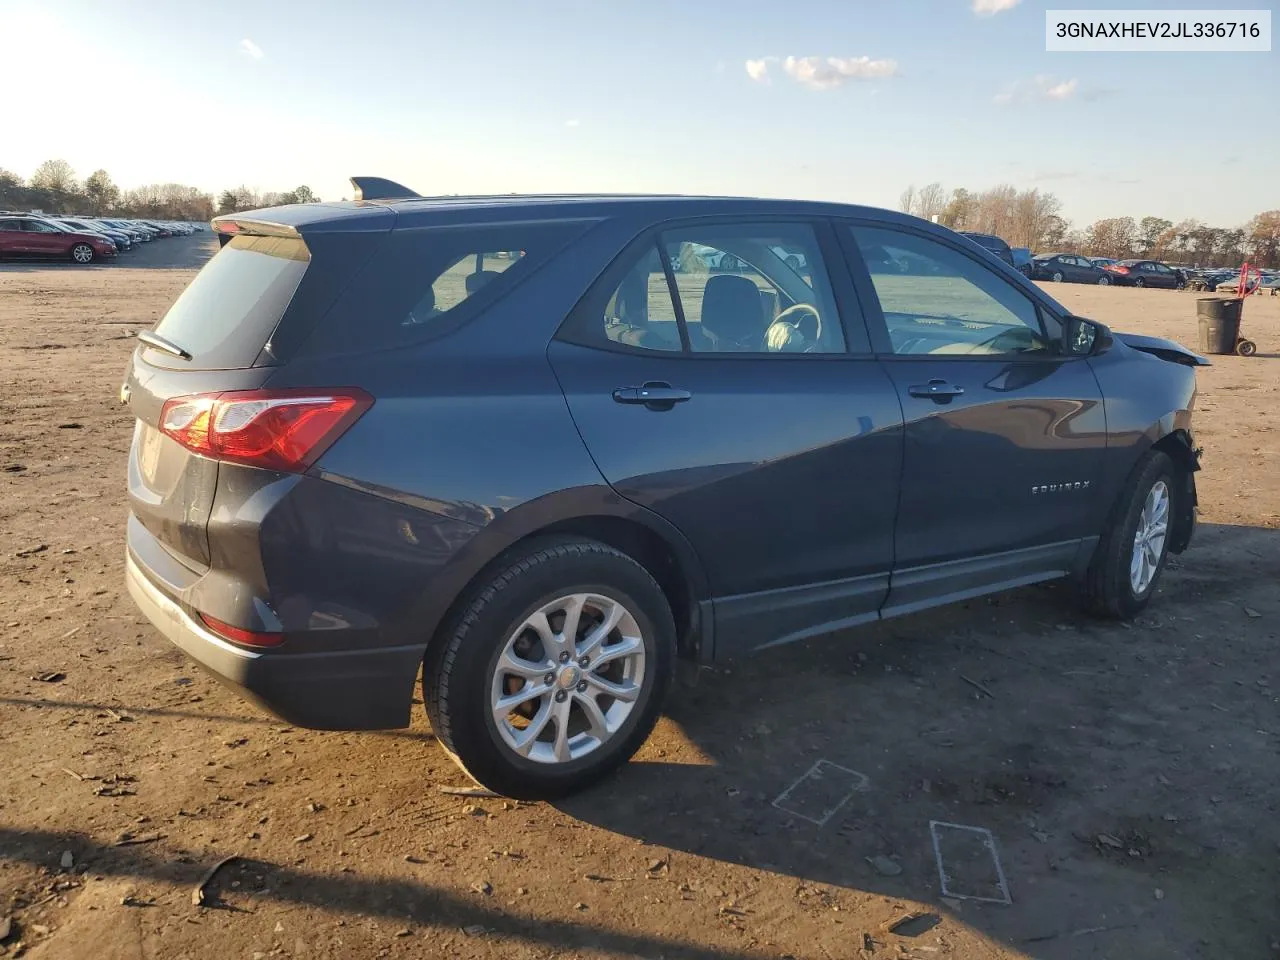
[898,184,917,215]
[1247,210,1280,267]
[915,182,946,222]
[29,159,77,195]
[83,170,119,215]
[1084,217,1137,259]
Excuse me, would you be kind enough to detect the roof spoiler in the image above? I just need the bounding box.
[350,176,421,201]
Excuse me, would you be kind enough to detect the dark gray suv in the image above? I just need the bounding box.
[123,178,1205,798]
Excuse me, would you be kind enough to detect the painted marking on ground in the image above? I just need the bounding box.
[771,759,870,827]
[929,820,1012,905]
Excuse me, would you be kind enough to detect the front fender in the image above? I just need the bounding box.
[1087,342,1200,540]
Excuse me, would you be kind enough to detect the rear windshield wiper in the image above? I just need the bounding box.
[137,331,193,361]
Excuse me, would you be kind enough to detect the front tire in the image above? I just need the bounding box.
[1081,451,1176,619]
[70,243,95,264]
[424,539,676,799]
[1052,271,1064,282]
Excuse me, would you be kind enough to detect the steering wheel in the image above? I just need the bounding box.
[773,303,822,344]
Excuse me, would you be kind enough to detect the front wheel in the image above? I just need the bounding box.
[1052,271,1064,282]
[424,539,675,799]
[1081,451,1176,619]
[70,243,95,264]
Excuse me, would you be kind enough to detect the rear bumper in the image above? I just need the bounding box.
[126,551,422,730]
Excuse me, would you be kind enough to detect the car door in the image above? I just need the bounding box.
[549,219,904,657]
[839,222,1107,615]
[1075,256,1101,283]
[22,220,67,256]
[1152,263,1178,288]
[0,218,28,256]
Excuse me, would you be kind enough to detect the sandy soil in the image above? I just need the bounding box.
[2,239,1279,960]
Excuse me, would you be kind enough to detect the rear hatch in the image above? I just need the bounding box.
[124,211,387,575]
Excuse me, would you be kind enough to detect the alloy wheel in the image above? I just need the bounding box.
[1130,480,1169,595]
[490,592,646,765]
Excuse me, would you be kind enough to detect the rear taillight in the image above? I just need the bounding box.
[1107,265,1129,274]
[159,388,372,472]
[199,613,284,648]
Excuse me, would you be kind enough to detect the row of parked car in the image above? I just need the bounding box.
[956,232,1278,293]
[0,212,203,264]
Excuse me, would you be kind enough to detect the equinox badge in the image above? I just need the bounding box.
[1031,481,1091,495]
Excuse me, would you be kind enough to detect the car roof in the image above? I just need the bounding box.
[221,193,929,235]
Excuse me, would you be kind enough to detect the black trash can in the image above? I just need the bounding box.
[1196,297,1242,354]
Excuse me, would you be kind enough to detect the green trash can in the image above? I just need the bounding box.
[1196,297,1242,354]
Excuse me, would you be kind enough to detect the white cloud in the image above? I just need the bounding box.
[239,38,265,60]
[564,119,580,127]
[994,75,1078,104]
[745,58,774,83]
[973,0,1022,15]
[747,55,898,89]
[784,55,899,89]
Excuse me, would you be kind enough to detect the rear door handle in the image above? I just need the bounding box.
[612,382,692,409]
[907,379,965,402]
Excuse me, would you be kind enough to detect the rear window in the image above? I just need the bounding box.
[149,235,309,369]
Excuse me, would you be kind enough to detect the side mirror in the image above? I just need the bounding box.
[1063,315,1112,356]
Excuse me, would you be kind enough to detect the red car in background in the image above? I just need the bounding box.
[0,214,118,264]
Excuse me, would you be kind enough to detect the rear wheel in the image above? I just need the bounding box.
[70,243,95,264]
[1081,451,1176,619]
[424,538,676,799]
[1133,277,1145,288]
[1097,275,1111,285]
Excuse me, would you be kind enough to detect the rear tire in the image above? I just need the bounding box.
[1081,451,1176,619]
[1133,277,1145,288]
[70,243,95,264]
[424,538,676,799]
[1098,275,1111,285]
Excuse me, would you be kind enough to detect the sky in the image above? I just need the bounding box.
[2,0,1276,228]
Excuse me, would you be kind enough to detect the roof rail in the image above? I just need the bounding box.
[349,176,421,201]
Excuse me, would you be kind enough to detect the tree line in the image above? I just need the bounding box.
[900,182,1279,269]
[0,159,320,223]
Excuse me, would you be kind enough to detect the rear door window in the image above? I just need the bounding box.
[148,234,309,369]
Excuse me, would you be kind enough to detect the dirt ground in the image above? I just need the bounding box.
[2,238,1278,960]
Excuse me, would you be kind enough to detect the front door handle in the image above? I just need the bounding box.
[612,381,692,410]
[907,378,965,403]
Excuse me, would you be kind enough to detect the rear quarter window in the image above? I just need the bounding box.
[298,220,592,356]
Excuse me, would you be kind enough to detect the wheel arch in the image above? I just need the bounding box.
[411,489,712,674]
[1151,428,1199,553]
